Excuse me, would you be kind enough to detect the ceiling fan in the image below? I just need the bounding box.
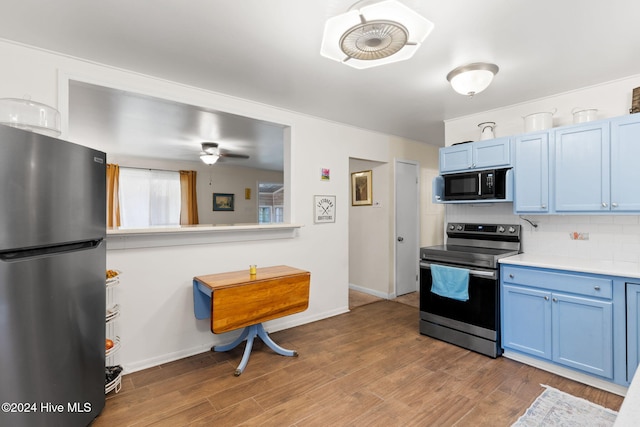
[199,142,250,165]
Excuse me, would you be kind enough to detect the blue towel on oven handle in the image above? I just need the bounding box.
[430,263,470,302]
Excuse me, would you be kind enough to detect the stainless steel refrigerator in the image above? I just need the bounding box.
[0,124,106,426]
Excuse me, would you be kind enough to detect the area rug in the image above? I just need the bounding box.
[512,385,618,426]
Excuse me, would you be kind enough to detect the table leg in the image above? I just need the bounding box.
[256,323,298,357]
[213,327,249,352]
[212,323,299,376]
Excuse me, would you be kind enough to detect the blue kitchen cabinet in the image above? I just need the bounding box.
[439,137,511,173]
[439,144,472,173]
[610,114,640,211]
[501,265,614,380]
[552,293,613,378]
[627,283,640,381]
[554,122,610,212]
[513,132,549,213]
[502,284,551,359]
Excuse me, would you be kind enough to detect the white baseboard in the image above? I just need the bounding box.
[123,307,350,375]
[503,350,628,397]
[349,283,391,299]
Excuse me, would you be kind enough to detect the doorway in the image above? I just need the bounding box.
[394,160,419,297]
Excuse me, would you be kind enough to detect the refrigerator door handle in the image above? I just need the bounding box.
[0,239,103,261]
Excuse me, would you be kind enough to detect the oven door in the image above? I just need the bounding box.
[419,261,498,333]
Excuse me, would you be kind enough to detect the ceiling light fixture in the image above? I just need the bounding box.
[200,154,219,165]
[446,62,499,97]
[320,0,434,69]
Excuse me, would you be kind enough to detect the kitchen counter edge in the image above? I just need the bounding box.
[499,254,640,280]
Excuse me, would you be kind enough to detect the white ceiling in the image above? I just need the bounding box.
[1,0,640,165]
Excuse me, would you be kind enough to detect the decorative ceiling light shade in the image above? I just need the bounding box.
[320,0,434,69]
[200,154,219,165]
[446,63,499,96]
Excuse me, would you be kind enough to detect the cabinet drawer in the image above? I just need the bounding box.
[502,266,612,299]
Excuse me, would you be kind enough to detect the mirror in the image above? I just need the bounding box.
[67,80,286,227]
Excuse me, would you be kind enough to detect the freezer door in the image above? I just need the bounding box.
[0,242,106,427]
[0,125,106,251]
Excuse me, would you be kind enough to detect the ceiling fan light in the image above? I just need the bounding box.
[447,63,499,96]
[200,154,219,165]
[320,0,434,69]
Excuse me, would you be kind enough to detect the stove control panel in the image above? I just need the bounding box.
[446,223,521,238]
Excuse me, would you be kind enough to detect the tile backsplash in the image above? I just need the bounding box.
[445,203,640,264]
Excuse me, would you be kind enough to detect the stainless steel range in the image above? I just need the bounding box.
[419,223,521,358]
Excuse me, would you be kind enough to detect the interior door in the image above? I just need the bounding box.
[395,160,419,296]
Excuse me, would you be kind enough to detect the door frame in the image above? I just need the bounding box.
[394,159,420,297]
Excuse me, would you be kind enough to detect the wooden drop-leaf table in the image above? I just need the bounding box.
[193,265,310,376]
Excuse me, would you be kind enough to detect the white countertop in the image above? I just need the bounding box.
[107,223,302,235]
[499,253,640,280]
[615,371,640,426]
[106,223,303,250]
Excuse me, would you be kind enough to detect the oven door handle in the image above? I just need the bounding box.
[419,261,496,280]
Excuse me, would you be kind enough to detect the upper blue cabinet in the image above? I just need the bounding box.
[512,113,640,214]
[439,137,512,173]
[554,122,610,212]
[610,115,640,211]
[554,115,640,213]
[513,132,550,213]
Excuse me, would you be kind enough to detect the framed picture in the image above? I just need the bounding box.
[314,195,336,223]
[351,170,372,206]
[213,193,234,211]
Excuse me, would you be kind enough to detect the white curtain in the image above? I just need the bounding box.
[119,168,180,227]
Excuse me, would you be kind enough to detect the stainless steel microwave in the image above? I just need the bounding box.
[441,168,510,201]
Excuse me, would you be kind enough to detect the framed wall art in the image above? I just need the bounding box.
[314,195,336,223]
[351,170,372,206]
[213,193,234,211]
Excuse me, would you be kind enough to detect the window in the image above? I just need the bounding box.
[258,182,284,224]
[118,168,181,227]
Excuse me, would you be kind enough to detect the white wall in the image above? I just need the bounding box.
[444,74,640,264]
[0,39,441,372]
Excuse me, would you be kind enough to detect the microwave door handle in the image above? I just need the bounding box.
[478,172,482,196]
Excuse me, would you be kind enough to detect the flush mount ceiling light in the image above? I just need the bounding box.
[446,62,499,97]
[320,0,434,69]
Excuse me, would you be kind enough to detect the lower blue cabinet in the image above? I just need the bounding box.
[627,283,640,381]
[552,293,612,378]
[501,266,614,380]
[502,285,551,359]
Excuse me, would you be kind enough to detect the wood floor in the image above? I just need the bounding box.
[92,299,624,427]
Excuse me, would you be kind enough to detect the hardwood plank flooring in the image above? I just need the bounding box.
[92,300,624,426]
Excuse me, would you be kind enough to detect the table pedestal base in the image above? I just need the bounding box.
[213,323,298,376]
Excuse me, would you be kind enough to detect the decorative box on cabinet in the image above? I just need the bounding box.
[439,137,512,173]
[513,131,550,213]
[105,271,122,394]
[501,265,614,380]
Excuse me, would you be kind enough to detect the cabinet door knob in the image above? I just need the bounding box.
[552,297,558,302]
[544,296,549,301]
[541,204,547,209]
[594,286,600,291]
[612,203,618,208]
[602,202,608,207]
[509,274,514,279]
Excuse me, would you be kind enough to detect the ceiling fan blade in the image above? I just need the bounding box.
[220,153,250,159]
